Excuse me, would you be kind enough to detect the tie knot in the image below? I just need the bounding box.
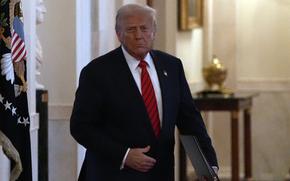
[138,60,147,69]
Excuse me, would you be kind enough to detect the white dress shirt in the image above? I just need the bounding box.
[121,46,163,125]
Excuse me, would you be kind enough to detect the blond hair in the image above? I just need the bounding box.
[115,4,157,33]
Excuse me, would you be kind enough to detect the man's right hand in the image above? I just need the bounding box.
[124,146,156,172]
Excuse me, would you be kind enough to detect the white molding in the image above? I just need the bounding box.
[76,0,92,82]
[217,166,250,180]
[47,81,204,121]
[49,104,73,120]
[188,166,275,180]
[23,0,37,115]
[23,0,38,180]
[188,81,205,93]
[30,112,39,131]
[237,78,290,92]
[217,166,232,179]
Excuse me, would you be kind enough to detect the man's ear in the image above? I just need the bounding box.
[116,31,122,42]
[151,31,156,40]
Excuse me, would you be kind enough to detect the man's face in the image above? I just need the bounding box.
[117,13,155,60]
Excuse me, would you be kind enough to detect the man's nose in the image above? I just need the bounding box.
[135,28,143,38]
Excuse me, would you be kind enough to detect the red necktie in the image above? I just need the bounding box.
[139,60,161,137]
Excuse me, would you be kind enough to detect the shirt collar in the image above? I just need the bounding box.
[121,46,154,70]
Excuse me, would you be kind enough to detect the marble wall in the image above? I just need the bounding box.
[251,91,290,180]
[48,120,77,181]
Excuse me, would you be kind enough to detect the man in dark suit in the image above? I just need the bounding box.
[70,3,218,181]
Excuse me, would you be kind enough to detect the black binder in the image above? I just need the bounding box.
[180,135,219,181]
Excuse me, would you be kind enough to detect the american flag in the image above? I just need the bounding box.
[11,16,27,63]
[0,1,32,180]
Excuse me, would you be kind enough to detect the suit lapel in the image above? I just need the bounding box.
[112,47,141,101]
[150,51,171,138]
[111,47,157,139]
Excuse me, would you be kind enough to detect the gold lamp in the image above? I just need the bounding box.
[201,55,232,95]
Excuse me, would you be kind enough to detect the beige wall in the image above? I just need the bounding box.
[237,0,290,80]
[37,0,76,106]
[176,30,204,91]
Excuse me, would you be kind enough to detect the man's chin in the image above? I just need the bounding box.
[134,49,150,58]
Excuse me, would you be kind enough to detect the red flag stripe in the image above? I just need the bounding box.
[11,32,19,44]
[11,36,21,53]
[11,32,26,62]
[12,41,23,55]
[13,46,26,62]
[12,43,25,60]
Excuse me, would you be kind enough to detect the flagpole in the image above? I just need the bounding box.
[23,0,39,180]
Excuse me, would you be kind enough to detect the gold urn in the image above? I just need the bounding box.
[202,55,228,93]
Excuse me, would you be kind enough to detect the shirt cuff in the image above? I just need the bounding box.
[120,148,130,170]
[212,166,219,175]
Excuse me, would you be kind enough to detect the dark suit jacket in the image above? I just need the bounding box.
[70,47,218,181]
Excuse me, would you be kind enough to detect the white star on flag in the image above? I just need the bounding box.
[22,117,29,126]
[4,101,12,110]
[17,117,22,124]
[12,106,17,115]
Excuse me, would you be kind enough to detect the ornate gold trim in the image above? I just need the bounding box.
[0,130,23,181]
[178,0,203,30]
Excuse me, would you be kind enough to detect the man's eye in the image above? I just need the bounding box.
[126,28,136,33]
[141,27,149,32]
